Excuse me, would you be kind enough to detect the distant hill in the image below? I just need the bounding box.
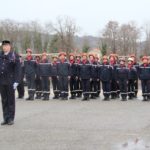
[74,35,100,49]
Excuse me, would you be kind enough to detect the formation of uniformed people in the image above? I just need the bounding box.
[18,49,150,102]
[1,40,150,125]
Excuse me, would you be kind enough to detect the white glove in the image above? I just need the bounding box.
[13,82,19,90]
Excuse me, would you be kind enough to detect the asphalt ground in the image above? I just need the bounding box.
[0,89,150,150]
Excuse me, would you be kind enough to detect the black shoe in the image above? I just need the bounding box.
[121,97,127,101]
[82,97,87,101]
[18,96,24,99]
[128,96,132,100]
[63,97,68,100]
[117,94,120,98]
[103,97,107,101]
[29,97,34,100]
[26,97,31,100]
[77,94,82,98]
[7,120,14,125]
[42,97,48,101]
[142,97,147,101]
[1,121,7,125]
[91,95,96,99]
[111,96,113,99]
[35,96,41,99]
[103,97,110,101]
[53,96,57,99]
[69,96,74,99]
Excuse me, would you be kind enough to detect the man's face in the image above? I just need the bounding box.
[2,44,11,53]
[42,55,47,60]
[27,51,31,56]
[89,56,94,61]
[70,56,74,60]
[103,59,108,63]
[128,60,132,65]
[120,60,125,65]
[53,57,57,62]
[60,55,65,60]
[131,57,135,62]
[110,57,115,62]
[76,57,80,61]
[143,59,148,64]
[82,56,87,61]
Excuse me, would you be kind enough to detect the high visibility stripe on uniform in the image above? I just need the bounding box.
[128,92,135,94]
[43,91,50,94]
[110,90,117,93]
[120,92,128,95]
[75,90,83,92]
[61,91,68,94]
[142,93,148,96]
[53,90,60,92]
[36,91,42,93]
[39,63,51,65]
[103,92,111,94]
[89,91,97,94]
[82,92,91,94]
[139,67,150,69]
[28,89,35,91]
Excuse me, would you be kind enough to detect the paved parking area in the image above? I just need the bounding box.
[0,92,150,150]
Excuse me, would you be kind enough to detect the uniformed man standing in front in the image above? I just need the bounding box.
[0,40,21,125]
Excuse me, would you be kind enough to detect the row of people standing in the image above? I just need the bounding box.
[18,49,150,101]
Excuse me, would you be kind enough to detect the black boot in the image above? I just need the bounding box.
[143,96,147,101]
[35,93,41,99]
[26,91,31,100]
[42,93,47,100]
[122,96,127,101]
[1,120,8,125]
[91,94,96,99]
[77,93,82,98]
[30,91,34,100]
[46,94,50,100]
[69,94,74,99]
[53,94,57,99]
[111,94,115,99]
[147,96,150,101]
[64,93,68,100]
[82,96,88,101]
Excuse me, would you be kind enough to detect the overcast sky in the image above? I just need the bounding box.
[1,0,150,36]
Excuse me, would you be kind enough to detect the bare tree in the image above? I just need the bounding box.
[118,22,140,55]
[143,23,150,55]
[46,16,79,54]
[102,21,119,54]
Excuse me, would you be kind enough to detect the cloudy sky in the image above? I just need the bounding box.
[1,0,150,36]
